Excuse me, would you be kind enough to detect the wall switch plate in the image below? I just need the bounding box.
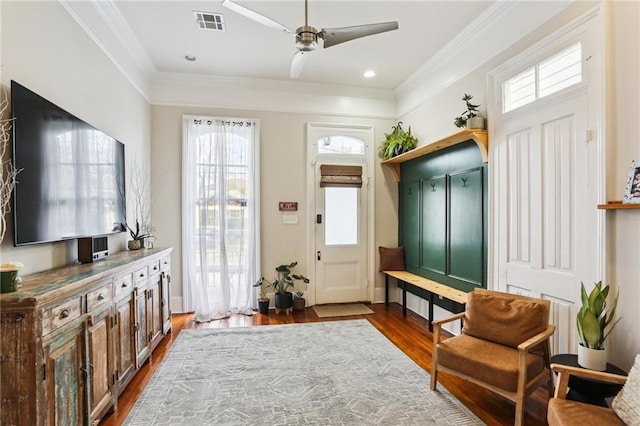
[282,214,298,224]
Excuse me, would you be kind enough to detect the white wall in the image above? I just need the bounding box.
[151,105,396,311]
[397,1,639,370]
[0,1,151,274]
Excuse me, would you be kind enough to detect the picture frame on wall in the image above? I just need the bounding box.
[622,160,640,204]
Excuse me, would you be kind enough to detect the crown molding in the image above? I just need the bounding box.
[395,0,575,117]
[59,0,155,101]
[151,72,398,119]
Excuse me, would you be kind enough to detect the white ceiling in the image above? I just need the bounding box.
[113,0,492,90]
[62,0,575,116]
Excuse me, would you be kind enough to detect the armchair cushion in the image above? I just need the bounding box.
[436,334,545,392]
[462,289,548,348]
[612,353,640,425]
[548,398,625,426]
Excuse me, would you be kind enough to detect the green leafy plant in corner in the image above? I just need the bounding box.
[127,220,150,241]
[378,122,418,160]
[255,261,309,296]
[454,93,480,128]
[576,281,621,350]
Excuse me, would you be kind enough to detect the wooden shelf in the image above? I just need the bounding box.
[597,201,640,210]
[382,129,488,182]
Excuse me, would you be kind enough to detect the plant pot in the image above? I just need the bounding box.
[274,292,293,309]
[467,116,485,129]
[578,344,607,371]
[293,298,306,311]
[128,240,142,250]
[257,298,270,315]
[0,270,21,293]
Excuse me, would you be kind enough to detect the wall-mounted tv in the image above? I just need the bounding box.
[11,80,126,246]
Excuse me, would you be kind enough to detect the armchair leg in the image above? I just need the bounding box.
[514,398,525,426]
[430,356,438,390]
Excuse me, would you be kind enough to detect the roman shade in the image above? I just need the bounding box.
[320,165,362,188]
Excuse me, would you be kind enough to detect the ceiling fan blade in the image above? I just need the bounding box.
[222,0,293,34]
[319,22,399,48]
[290,51,309,79]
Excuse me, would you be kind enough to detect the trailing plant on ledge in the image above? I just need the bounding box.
[378,122,418,160]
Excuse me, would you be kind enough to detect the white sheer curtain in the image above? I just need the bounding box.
[182,116,260,321]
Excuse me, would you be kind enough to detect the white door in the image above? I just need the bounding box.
[315,164,368,304]
[306,124,374,305]
[493,94,596,354]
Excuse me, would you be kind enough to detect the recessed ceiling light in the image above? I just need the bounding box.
[185,55,197,62]
[363,70,376,78]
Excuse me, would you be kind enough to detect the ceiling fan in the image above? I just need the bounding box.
[221,0,399,79]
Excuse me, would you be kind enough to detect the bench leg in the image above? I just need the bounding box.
[402,281,407,316]
[385,275,389,305]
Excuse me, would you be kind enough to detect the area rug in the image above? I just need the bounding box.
[313,303,374,317]
[124,320,484,425]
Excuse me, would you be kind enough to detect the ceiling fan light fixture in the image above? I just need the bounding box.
[295,26,318,51]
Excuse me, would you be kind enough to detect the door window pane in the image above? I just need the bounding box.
[325,187,358,245]
[318,136,364,155]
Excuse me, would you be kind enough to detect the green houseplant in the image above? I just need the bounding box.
[454,93,485,129]
[378,122,418,160]
[293,290,306,311]
[256,262,309,311]
[126,220,150,250]
[576,281,620,370]
[253,278,270,315]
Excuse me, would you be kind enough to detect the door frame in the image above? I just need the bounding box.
[305,122,375,306]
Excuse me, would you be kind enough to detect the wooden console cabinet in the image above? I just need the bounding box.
[0,247,173,425]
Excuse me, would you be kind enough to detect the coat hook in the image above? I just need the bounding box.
[430,183,436,192]
[461,177,469,188]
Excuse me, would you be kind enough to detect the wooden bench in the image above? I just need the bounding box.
[383,270,468,331]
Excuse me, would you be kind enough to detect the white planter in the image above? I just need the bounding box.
[467,116,485,129]
[577,344,607,371]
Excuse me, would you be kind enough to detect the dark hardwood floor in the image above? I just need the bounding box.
[99,302,550,425]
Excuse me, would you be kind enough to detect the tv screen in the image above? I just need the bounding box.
[11,80,126,246]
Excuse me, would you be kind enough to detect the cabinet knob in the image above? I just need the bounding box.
[121,282,129,288]
[133,323,139,332]
[97,293,105,300]
[140,273,145,277]
[59,309,70,319]
[153,266,158,270]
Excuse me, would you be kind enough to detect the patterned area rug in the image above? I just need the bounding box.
[124,320,484,425]
[313,303,374,317]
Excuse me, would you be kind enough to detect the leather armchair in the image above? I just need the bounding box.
[430,289,555,426]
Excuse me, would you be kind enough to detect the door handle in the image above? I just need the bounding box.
[317,251,321,261]
[316,214,322,224]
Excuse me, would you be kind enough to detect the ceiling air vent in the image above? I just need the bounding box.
[193,11,225,31]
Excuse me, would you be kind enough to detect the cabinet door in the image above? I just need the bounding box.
[115,296,135,391]
[147,275,163,349]
[87,307,114,422]
[134,287,150,368]
[44,324,86,426]
[161,272,172,334]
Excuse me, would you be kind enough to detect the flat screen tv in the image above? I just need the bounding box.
[11,80,126,246]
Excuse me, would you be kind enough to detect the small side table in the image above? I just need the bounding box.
[550,354,627,407]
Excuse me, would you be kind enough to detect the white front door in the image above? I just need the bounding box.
[306,123,374,305]
[493,94,596,354]
[315,165,369,303]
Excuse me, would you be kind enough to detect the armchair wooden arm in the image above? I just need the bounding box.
[432,312,465,345]
[517,324,556,352]
[551,363,627,399]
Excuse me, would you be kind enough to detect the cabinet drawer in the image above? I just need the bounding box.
[42,298,82,335]
[115,274,133,299]
[87,282,113,311]
[133,266,149,285]
[160,255,171,272]
[149,260,161,276]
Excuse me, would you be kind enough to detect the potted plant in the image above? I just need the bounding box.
[576,281,621,370]
[454,93,485,129]
[126,220,150,250]
[253,277,271,315]
[378,122,418,160]
[256,262,309,312]
[293,290,306,311]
